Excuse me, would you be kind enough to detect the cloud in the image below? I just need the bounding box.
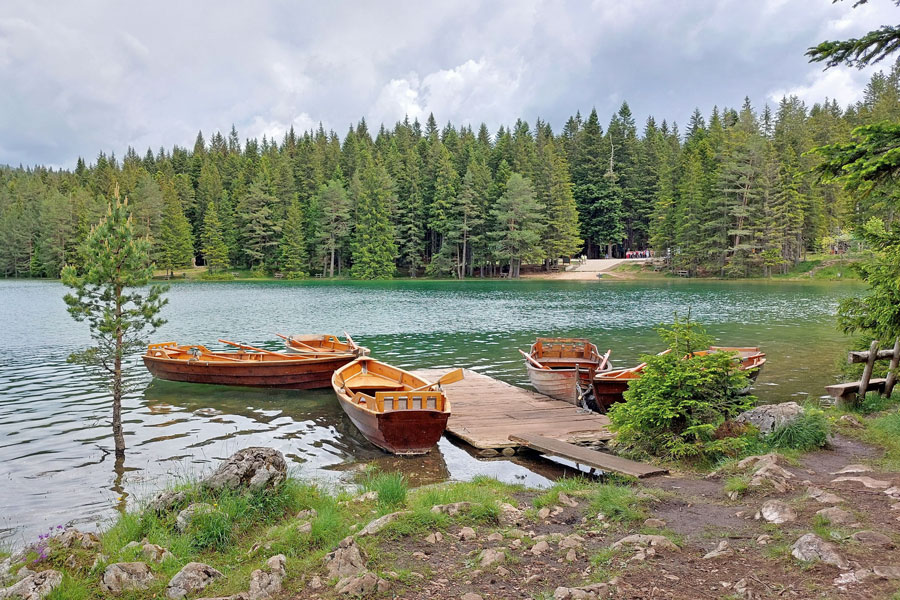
[1,0,898,167]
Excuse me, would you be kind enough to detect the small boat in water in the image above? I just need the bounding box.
[580,347,766,413]
[277,333,369,357]
[332,357,459,455]
[142,339,357,389]
[521,338,611,403]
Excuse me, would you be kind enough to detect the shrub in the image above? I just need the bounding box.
[766,410,830,451]
[361,471,408,511]
[608,315,754,461]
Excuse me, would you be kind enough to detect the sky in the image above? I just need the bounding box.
[0,0,897,169]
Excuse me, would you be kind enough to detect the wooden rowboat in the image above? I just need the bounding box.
[582,347,766,413]
[278,333,370,357]
[522,338,611,404]
[332,357,456,455]
[142,341,356,389]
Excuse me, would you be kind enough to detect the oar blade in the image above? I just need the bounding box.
[438,368,464,386]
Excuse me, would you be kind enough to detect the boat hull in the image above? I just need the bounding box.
[337,394,450,455]
[526,364,580,403]
[142,354,354,389]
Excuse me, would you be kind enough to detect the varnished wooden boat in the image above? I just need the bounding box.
[582,347,766,413]
[142,341,356,389]
[279,333,370,357]
[522,338,611,403]
[332,357,454,455]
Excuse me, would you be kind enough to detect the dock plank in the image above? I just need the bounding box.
[412,368,613,450]
[509,433,668,478]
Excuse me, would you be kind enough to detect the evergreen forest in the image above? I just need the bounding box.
[3,62,900,280]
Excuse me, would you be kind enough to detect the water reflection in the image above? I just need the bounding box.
[0,278,861,546]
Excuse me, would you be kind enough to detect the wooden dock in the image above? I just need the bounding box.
[510,433,668,478]
[413,368,614,450]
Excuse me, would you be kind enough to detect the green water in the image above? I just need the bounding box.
[0,278,861,545]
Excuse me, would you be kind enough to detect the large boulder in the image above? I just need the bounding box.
[0,569,62,600]
[203,448,287,493]
[147,490,188,514]
[57,528,100,550]
[760,500,797,524]
[611,534,679,552]
[100,562,155,594]
[791,533,849,569]
[166,562,224,599]
[334,572,389,595]
[735,402,804,434]
[356,511,409,537]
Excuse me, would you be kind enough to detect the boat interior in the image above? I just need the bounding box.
[531,338,602,368]
[336,359,448,413]
[285,334,358,354]
[146,342,312,362]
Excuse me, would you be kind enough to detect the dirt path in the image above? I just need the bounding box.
[522,259,651,281]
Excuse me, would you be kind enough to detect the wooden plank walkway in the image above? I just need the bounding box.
[510,433,668,478]
[412,368,614,450]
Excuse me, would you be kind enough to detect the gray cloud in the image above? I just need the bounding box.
[0,0,896,168]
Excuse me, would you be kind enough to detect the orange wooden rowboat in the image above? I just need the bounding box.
[332,357,458,455]
[521,338,612,404]
[142,341,357,389]
[582,347,766,413]
[278,333,370,357]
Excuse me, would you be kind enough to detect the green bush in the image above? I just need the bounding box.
[361,470,408,511]
[198,271,234,281]
[766,410,830,451]
[608,315,754,461]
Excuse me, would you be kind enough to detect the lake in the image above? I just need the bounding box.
[0,278,861,546]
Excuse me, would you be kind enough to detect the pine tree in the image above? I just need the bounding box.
[201,201,230,273]
[316,179,351,277]
[490,173,544,278]
[156,176,194,277]
[351,152,397,279]
[237,180,281,270]
[537,141,582,262]
[279,199,308,278]
[61,187,168,459]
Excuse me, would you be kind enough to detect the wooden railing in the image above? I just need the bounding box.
[374,391,445,412]
[826,338,900,406]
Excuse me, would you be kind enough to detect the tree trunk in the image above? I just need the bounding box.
[113,286,125,459]
[329,245,335,278]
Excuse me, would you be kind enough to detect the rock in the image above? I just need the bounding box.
[175,502,219,532]
[559,534,585,550]
[736,453,785,470]
[531,540,550,556]
[0,570,62,600]
[852,530,893,547]
[760,500,797,524]
[553,582,609,599]
[58,528,100,550]
[831,475,891,489]
[611,534,679,552]
[147,490,188,514]
[142,543,174,563]
[323,538,366,579]
[461,593,483,600]
[425,532,443,544]
[334,572,389,595]
[833,569,875,587]
[557,493,578,507]
[100,562,155,594]
[412,551,428,560]
[308,575,323,590]
[63,555,77,570]
[430,501,473,516]
[756,534,772,545]
[831,464,873,475]
[486,533,503,542]
[839,414,864,428]
[296,521,312,534]
[886,486,900,498]
[703,540,732,559]
[498,502,524,526]
[565,549,577,562]
[537,507,551,520]
[458,527,476,541]
[807,486,844,504]
[203,447,287,493]
[0,558,11,586]
[356,511,409,537]
[874,565,900,579]
[295,508,317,520]
[791,533,849,569]
[642,518,667,528]
[816,506,855,525]
[353,491,377,502]
[735,402,804,434]
[479,548,505,568]
[166,563,223,599]
[247,554,286,600]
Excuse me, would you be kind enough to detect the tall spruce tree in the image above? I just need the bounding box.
[490,173,544,278]
[351,152,397,279]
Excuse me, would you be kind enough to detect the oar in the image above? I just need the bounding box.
[218,339,294,358]
[598,349,611,371]
[344,331,359,350]
[276,333,328,353]
[519,348,551,370]
[409,368,465,392]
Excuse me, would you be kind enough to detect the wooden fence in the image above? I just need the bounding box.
[825,338,900,406]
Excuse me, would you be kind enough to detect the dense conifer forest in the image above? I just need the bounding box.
[2,62,899,279]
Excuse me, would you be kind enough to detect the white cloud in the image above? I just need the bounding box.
[768,67,873,108]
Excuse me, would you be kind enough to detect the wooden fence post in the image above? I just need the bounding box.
[859,340,880,402]
[886,337,900,398]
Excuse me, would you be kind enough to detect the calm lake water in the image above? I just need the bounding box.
[0,278,861,546]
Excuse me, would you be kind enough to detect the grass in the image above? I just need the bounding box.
[766,410,830,452]
[360,470,408,512]
[860,409,900,469]
[588,483,648,524]
[723,474,750,498]
[532,475,595,509]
